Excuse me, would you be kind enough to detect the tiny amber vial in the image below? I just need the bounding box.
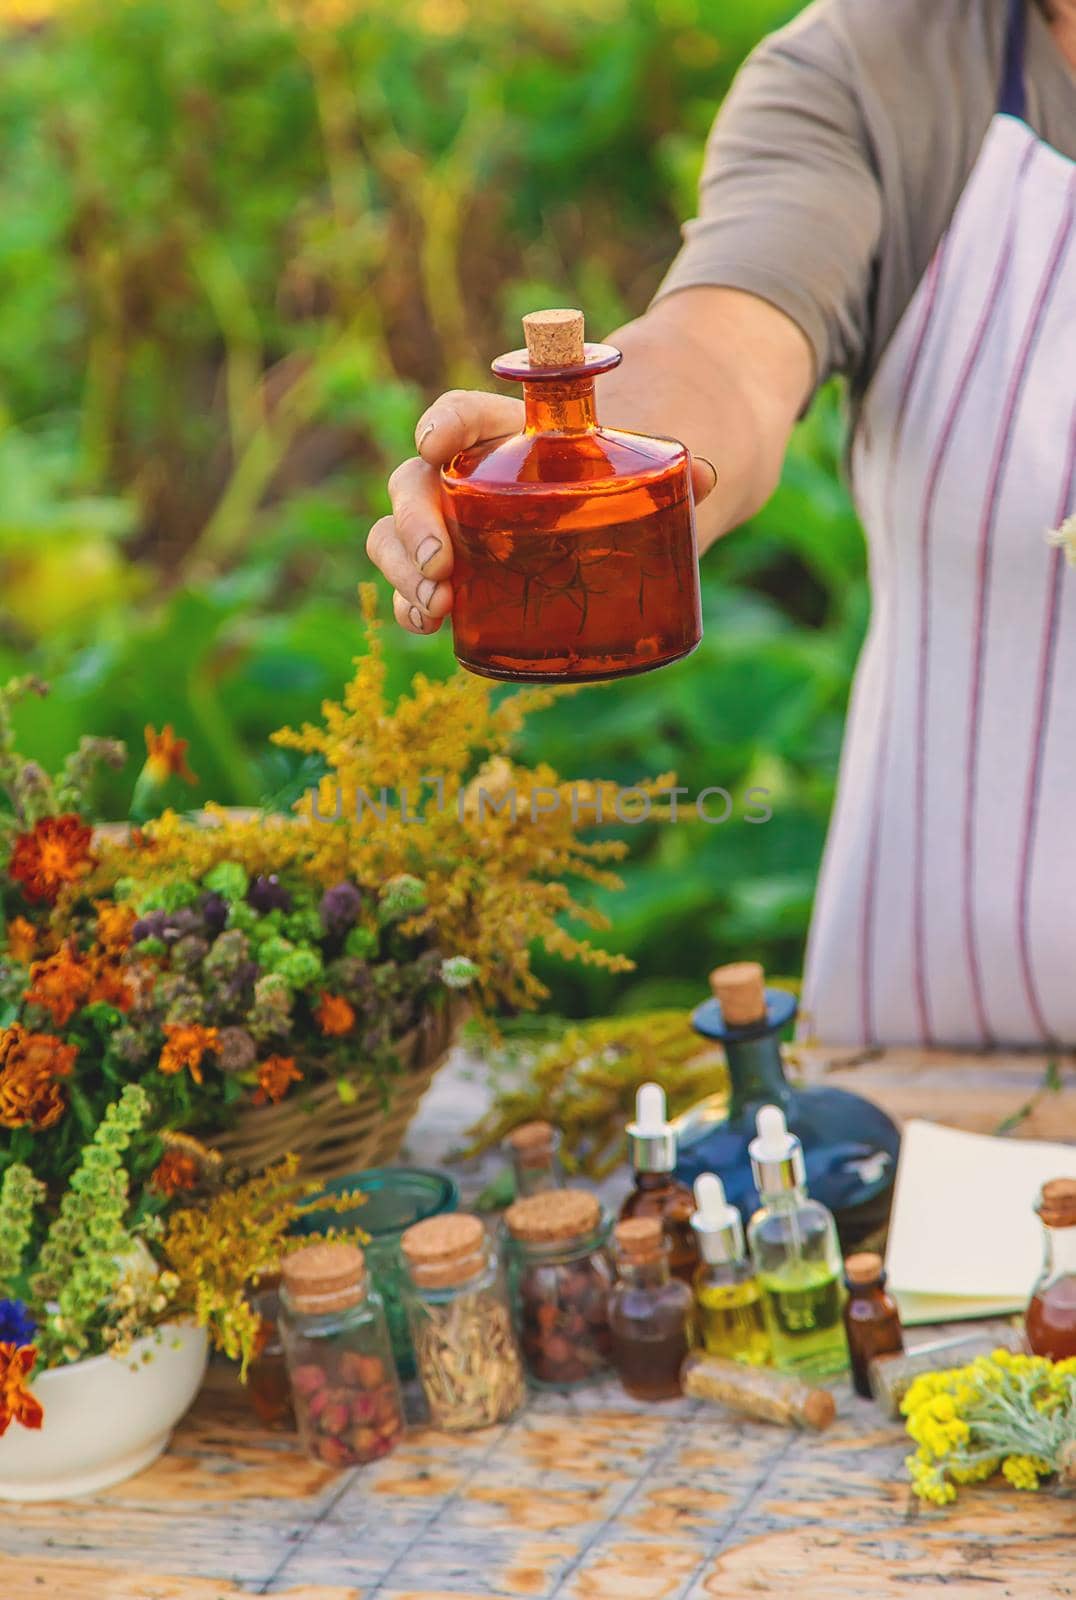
[441,309,703,683]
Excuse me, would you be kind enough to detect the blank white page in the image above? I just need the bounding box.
[885,1119,1076,1311]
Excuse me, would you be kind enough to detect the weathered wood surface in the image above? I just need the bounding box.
[2,1044,1074,1599]
[796,1044,1076,1140]
[2,1341,1073,1600]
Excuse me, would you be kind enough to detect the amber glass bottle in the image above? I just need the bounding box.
[619,1082,699,1285]
[609,1217,695,1400]
[842,1252,903,1398]
[441,308,703,682]
[1025,1179,1076,1360]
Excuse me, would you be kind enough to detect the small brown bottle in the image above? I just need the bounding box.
[1025,1178,1076,1360]
[842,1252,903,1399]
[609,1217,695,1400]
[619,1082,699,1285]
[440,308,703,683]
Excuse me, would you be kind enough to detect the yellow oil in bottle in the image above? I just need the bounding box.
[757,1260,848,1379]
[695,1274,771,1366]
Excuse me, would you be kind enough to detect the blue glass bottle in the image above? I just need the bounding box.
[674,962,899,1249]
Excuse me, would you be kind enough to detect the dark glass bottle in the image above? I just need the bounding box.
[619,1082,698,1285]
[842,1251,904,1398]
[440,308,702,683]
[609,1217,695,1400]
[1025,1179,1076,1360]
[676,961,901,1248]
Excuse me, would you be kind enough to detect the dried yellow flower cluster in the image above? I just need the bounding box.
[102,588,674,1010]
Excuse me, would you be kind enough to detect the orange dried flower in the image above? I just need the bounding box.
[9,814,95,905]
[5,916,37,966]
[315,991,355,1037]
[87,956,134,1013]
[0,1025,76,1130]
[159,1023,219,1086]
[144,724,198,787]
[253,1054,303,1105]
[94,900,137,951]
[0,1344,43,1437]
[150,1150,201,1197]
[23,942,92,1027]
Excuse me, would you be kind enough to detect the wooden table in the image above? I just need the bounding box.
[3,1044,1074,1599]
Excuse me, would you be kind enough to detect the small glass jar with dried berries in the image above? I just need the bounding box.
[504,1188,614,1388]
[279,1242,404,1467]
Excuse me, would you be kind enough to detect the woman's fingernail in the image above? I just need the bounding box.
[415,535,442,571]
[417,576,437,610]
[408,604,426,632]
[416,420,435,449]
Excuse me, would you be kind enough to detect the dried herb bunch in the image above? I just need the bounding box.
[410,1286,526,1431]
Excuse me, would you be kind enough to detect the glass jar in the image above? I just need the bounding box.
[441,309,702,683]
[292,1166,459,1379]
[609,1217,695,1401]
[1026,1178,1076,1360]
[504,1188,614,1388]
[505,1121,564,1199]
[279,1241,404,1467]
[400,1213,526,1431]
[842,1252,904,1398]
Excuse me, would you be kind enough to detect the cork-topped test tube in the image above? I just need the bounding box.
[440,307,703,683]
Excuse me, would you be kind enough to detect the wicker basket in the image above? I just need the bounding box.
[211,998,465,1184]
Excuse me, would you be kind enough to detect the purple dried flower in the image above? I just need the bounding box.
[200,891,229,936]
[248,874,292,914]
[217,1025,257,1074]
[319,881,363,937]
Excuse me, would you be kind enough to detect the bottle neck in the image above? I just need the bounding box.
[619,1257,671,1291]
[726,1030,790,1117]
[635,1170,675,1192]
[523,377,597,433]
[1043,1223,1076,1277]
[759,1183,807,1213]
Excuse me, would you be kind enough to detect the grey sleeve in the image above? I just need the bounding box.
[653,6,884,389]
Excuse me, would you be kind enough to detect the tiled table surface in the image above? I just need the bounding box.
[2,1049,1073,1600]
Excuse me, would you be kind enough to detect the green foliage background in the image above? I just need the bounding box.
[0,0,867,1015]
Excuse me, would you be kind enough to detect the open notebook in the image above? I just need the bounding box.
[884,1119,1076,1325]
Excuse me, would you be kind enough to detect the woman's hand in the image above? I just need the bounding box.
[366,374,720,636]
[366,389,523,636]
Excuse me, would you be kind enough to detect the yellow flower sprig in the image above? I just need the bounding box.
[902,1348,1076,1505]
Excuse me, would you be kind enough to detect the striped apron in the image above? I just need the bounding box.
[802,0,1076,1047]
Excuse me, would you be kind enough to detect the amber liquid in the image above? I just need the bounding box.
[441,362,702,683]
[1026,1281,1076,1359]
[619,1176,699,1286]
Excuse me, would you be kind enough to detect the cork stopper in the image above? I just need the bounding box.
[709,961,767,1026]
[614,1216,664,1265]
[1038,1178,1076,1228]
[401,1213,487,1289]
[802,1387,837,1431]
[506,1120,558,1169]
[282,1241,366,1314]
[844,1251,885,1286]
[522,309,585,367]
[505,1187,601,1245]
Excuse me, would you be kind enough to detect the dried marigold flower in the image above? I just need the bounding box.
[315,991,355,1037]
[143,724,198,787]
[253,1054,303,1105]
[0,1343,43,1436]
[94,900,138,952]
[23,942,93,1027]
[159,1022,220,1086]
[4,916,38,966]
[0,1025,76,1130]
[150,1150,201,1197]
[9,813,95,905]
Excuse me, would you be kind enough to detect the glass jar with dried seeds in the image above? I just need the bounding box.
[400,1213,526,1431]
[504,1188,614,1388]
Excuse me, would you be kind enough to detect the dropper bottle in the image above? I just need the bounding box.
[691,1174,770,1366]
[619,1082,699,1285]
[747,1105,848,1380]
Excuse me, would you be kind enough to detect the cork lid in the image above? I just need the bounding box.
[803,1388,837,1431]
[506,1120,558,1167]
[504,1187,601,1245]
[522,309,585,367]
[844,1251,884,1286]
[614,1216,664,1265]
[282,1241,366,1314]
[709,961,767,1026]
[400,1213,486,1289]
[1038,1178,1076,1227]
